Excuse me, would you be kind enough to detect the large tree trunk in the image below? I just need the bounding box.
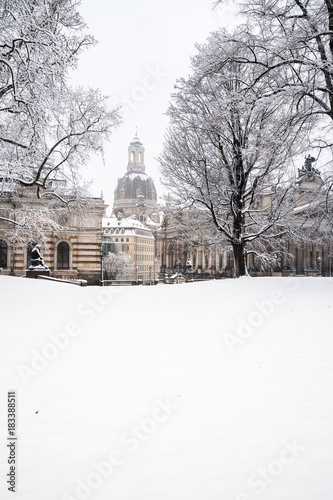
[232,241,247,277]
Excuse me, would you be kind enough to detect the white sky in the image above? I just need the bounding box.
[70,0,239,212]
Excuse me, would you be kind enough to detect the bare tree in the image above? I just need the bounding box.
[159,29,312,277]
[103,252,133,280]
[214,0,333,140]
[0,0,120,225]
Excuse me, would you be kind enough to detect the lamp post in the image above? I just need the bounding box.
[318,255,322,276]
[153,257,157,284]
[149,265,152,286]
[100,243,104,286]
[135,265,138,284]
[328,252,332,277]
[176,258,180,284]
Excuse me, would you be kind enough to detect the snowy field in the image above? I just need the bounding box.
[0,275,333,500]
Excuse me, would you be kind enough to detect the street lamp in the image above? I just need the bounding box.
[328,252,332,277]
[153,257,157,284]
[176,258,180,284]
[135,265,139,284]
[318,255,322,276]
[100,243,104,286]
[149,265,152,285]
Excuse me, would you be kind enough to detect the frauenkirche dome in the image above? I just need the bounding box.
[113,133,158,222]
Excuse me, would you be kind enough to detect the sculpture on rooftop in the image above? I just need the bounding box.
[298,154,321,178]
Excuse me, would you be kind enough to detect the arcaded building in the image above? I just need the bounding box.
[156,162,333,279]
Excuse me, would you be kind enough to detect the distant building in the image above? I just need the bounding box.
[102,216,156,281]
[113,133,160,225]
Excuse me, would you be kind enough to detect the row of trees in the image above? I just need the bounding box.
[159,0,333,277]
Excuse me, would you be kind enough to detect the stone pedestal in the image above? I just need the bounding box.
[26,268,50,279]
[185,271,194,282]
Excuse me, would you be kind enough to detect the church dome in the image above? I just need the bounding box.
[112,133,158,221]
[114,171,157,202]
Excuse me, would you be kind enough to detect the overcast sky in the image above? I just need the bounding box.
[71,0,239,211]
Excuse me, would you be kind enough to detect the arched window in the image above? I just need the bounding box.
[57,242,69,269]
[131,151,135,163]
[0,240,8,268]
[139,151,143,163]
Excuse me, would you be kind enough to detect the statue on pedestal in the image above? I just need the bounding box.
[29,244,48,269]
[186,258,193,272]
[298,155,321,178]
[185,258,194,282]
[26,244,50,278]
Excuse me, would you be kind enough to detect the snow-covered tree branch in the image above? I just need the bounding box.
[103,252,133,280]
[0,0,120,218]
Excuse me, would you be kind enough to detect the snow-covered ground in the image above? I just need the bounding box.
[0,275,333,500]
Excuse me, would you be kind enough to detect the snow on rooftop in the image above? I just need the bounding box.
[102,216,146,229]
[1,275,333,499]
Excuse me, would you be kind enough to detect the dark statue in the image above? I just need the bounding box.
[29,244,48,269]
[298,154,321,178]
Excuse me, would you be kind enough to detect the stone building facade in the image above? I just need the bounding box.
[0,182,106,284]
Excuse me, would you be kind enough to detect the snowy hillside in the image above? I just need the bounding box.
[0,275,333,500]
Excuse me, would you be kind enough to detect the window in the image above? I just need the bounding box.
[104,242,115,254]
[57,242,69,269]
[0,240,8,268]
